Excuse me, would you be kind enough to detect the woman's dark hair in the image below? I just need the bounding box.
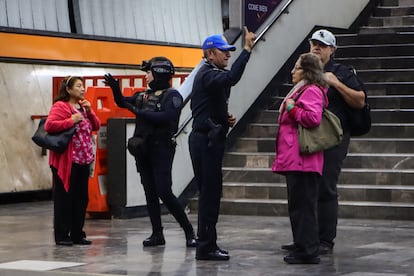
[299,53,327,87]
[54,76,83,102]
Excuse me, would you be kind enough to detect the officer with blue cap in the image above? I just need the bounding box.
[189,27,256,261]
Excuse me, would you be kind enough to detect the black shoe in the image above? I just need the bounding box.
[186,237,197,248]
[217,247,228,255]
[284,253,320,264]
[185,230,197,248]
[73,238,92,245]
[281,242,297,251]
[196,249,230,261]
[143,230,165,247]
[56,239,73,246]
[319,242,333,255]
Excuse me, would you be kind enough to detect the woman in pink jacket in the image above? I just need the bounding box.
[272,53,328,264]
[45,76,100,246]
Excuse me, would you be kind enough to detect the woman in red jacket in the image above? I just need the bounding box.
[45,76,100,246]
[272,53,328,264]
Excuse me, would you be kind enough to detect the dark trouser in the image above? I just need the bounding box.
[286,172,320,256]
[189,131,226,254]
[52,163,90,242]
[135,138,193,234]
[318,133,350,246]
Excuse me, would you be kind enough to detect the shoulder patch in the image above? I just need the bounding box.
[172,96,183,108]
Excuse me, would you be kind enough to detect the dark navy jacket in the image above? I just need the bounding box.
[190,49,251,133]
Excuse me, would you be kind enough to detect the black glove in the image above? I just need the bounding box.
[206,118,223,147]
[104,73,125,107]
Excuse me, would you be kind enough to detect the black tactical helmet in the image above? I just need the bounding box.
[140,57,175,90]
[140,56,175,78]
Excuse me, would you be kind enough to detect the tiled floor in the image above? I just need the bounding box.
[0,201,413,276]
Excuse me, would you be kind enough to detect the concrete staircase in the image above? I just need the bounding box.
[189,0,414,220]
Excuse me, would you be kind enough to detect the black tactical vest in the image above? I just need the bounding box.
[134,89,178,139]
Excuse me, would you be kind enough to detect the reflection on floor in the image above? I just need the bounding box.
[0,201,413,276]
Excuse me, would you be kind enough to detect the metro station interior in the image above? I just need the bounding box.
[0,0,413,275]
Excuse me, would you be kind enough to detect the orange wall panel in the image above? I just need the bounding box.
[0,32,201,68]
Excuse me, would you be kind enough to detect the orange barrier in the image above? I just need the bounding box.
[84,86,139,215]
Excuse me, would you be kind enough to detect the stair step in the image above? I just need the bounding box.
[232,137,414,153]
[368,15,414,27]
[371,109,414,123]
[367,95,414,108]
[222,167,414,185]
[222,182,414,203]
[336,43,414,57]
[336,56,414,70]
[359,26,414,34]
[189,198,414,219]
[374,6,414,17]
[382,0,414,7]
[342,153,414,169]
[254,109,414,124]
[336,32,414,45]
[357,68,414,82]
[269,94,414,109]
[348,137,414,153]
[244,123,414,138]
[223,152,414,170]
[364,82,414,95]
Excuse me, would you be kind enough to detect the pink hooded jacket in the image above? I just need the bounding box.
[272,84,328,176]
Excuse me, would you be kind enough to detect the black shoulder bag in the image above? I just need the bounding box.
[32,117,76,153]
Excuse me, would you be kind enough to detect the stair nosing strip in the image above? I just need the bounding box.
[222,167,414,173]
[223,183,414,190]
[220,198,414,207]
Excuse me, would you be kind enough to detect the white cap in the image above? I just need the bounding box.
[310,29,336,47]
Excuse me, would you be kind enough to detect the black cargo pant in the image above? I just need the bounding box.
[189,131,226,255]
[135,137,193,234]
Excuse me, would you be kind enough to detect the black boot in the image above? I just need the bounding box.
[143,229,165,247]
[185,229,197,248]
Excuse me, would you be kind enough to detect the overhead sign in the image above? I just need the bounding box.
[244,0,282,33]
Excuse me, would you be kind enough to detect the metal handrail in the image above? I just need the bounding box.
[174,0,295,138]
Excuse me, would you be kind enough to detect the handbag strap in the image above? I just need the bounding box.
[292,84,311,101]
[293,84,327,108]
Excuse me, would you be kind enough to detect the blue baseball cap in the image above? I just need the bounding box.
[202,34,236,51]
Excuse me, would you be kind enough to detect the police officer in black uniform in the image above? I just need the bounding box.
[189,27,256,261]
[281,29,366,256]
[104,57,197,248]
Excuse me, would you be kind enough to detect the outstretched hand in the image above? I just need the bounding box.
[104,73,125,107]
[104,73,120,90]
[243,26,256,52]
